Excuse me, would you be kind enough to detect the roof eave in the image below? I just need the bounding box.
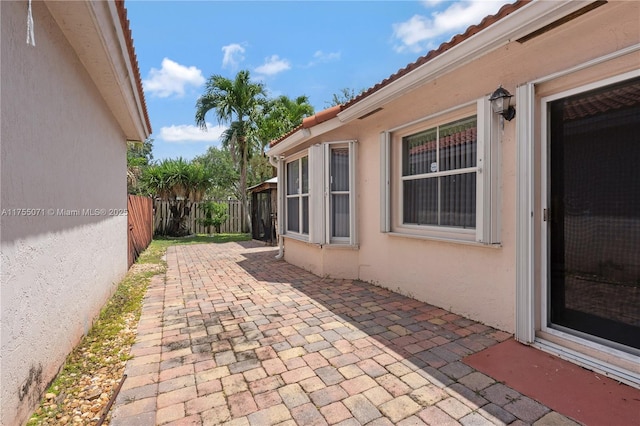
[45,0,151,142]
[268,115,344,157]
[268,0,599,154]
[337,0,591,123]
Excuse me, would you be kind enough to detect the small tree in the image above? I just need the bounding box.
[198,201,229,234]
[194,146,239,200]
[326,87,366,107]
[127,138,154,194]
[142,158,211,236]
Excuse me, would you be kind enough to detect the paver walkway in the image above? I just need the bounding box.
[111,241,579,426]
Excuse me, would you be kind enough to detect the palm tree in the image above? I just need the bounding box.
[220,121,247,168]
[195,70,266,232]
[255,95,314,156]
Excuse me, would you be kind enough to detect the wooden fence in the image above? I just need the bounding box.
[128,195,154,267]
[153,200,244,235]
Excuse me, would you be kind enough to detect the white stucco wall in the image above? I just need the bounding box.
[280,1,639,334]
[1,2,128,425]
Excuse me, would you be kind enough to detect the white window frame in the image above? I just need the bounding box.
[324,141,357,245]
[283,142,357,246]
[381,98,501,244]
[284,152,309,240]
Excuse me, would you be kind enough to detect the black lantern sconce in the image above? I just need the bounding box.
[489,86,516,121]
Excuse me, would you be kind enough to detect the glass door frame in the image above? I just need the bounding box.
[515,46,640,386]
[539,70,640,358]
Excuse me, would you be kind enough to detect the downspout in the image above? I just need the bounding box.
[269,154,285,259]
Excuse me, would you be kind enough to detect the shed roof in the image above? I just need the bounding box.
[249,177,278,193]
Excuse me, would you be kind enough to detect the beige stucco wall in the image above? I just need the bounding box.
[1,2,129,425]
[281,1,639,333]
[284,238,360,279]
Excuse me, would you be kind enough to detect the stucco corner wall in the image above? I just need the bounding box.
[283,239,359,280]
[1,2,129,425]
[283,238,324,277]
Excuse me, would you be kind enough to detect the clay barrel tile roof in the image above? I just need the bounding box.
[115,0,152,135]
[269,0,529,149]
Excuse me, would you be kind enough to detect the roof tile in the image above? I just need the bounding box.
[115,0,152,135]
[270,0,529,149]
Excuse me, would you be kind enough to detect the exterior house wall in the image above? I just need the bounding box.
[285,238,360,279]
[0,2,135,424]
[279,2,639,334]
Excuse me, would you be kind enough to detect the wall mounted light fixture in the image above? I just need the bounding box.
[489,86,516,121]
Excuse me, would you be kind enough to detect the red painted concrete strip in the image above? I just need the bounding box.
[463,339,640,426]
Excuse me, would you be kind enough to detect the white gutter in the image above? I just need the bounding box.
[268,155,285,259]
[337,0,594,123]
[270,1,592,152]
[268,114,347,157]
[268,128,311,157]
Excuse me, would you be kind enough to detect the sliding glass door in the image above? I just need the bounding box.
[547,76,640,351]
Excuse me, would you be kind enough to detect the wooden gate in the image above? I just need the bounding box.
[127,195,153,267]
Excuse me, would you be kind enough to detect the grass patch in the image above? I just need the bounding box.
[136,233,250,265]
[27,233,249,425]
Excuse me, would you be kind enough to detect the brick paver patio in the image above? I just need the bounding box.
[111,241,579,425]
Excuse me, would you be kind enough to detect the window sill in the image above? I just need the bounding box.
[282,233,309,244]
[387,231,501,248]
[282,234,359,250]
[321,243,359,250]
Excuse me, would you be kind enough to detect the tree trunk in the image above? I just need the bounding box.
[168,201,191,237]
[239,156,248,233]
[238,134,250,234]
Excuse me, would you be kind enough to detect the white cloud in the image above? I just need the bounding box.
[306,50,341,67]
[315,50,341,61]
[143,58,205,98]
[393,0,510,53]
[158,123,227,143]
[254,55,291,76]
[222,43,246,69]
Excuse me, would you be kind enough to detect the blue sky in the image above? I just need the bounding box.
[126,1,511,161]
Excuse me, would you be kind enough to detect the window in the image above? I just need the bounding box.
[283,142,357,245]
[285,155,309,235]
[327,143,355,243]
[402,116,477,229]
[381,98,501,244]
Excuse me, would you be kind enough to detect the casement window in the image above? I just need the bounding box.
[284,141,357,245]
[285,155,309,236]
[381,98,501,244]
[326,143,356,244]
